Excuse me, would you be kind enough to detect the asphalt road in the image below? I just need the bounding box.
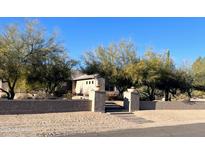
[65,123,205,137]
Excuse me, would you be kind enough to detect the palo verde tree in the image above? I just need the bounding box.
[175,69,193,98]
[82,40,138,98]
[156,50,193,101]
[126,50,163,101]
[155,50,178,101]
[192,57,205,91]
[127,49,192,101]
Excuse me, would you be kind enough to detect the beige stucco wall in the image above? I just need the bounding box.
[89,90,105,112]
[124,91,140,112]
[75,78,105,95]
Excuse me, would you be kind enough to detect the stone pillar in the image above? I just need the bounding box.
[89,90,105,112]
[123,88,140,112]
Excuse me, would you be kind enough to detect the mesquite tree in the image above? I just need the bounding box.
[0,25,25,99]
[0,20,75,99]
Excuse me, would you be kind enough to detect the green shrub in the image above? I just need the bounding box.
[64,92,72,99]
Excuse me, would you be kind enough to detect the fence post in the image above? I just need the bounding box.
[123,88,140,112]
[89,90,105,112]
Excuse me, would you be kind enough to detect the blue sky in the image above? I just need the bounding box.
[1,17,205,67]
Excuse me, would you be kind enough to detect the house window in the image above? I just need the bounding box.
[92,81,94,84]
[89,81,91,84]
[86,81,88,84]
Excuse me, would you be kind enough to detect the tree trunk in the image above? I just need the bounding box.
[146,86,155,101]
[1,79,17,100]
[149,89,155,101]
[165,89,169,101]
[0,88,10,99]
[187,90,192,98]
[8,89,15,100]
[118,90,124,100]
[116,86,124,100]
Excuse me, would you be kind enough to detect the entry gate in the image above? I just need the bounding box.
[89,89,140,113]
[105,100,126,112]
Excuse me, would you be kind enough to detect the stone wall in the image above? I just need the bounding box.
[140,101,205,110]
[0,99,91,114]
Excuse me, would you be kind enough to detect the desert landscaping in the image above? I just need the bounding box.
[1,18,205,137]
[0,110,205,136]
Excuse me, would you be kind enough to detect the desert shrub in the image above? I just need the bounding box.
[64,92,73,99]
[0,94,8,99]
[34,92,47,99]
[192,90,205,98]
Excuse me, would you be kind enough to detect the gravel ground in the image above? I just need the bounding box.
[1,110,205,136]
[0,112,138,137]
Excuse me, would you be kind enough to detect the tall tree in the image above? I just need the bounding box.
[192,57,205,91]
[175,69,193,98]
[126,51,163,100]
[127,49,191,101]
[27,53,76,95]
[0,25,25,99]
[23,20,77,95]
[0,20,75,99]
[82,40,138,98]
[156,50,177,101]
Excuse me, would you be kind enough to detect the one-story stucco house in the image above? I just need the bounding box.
[72,73,119,96]
[72,74,105,96]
